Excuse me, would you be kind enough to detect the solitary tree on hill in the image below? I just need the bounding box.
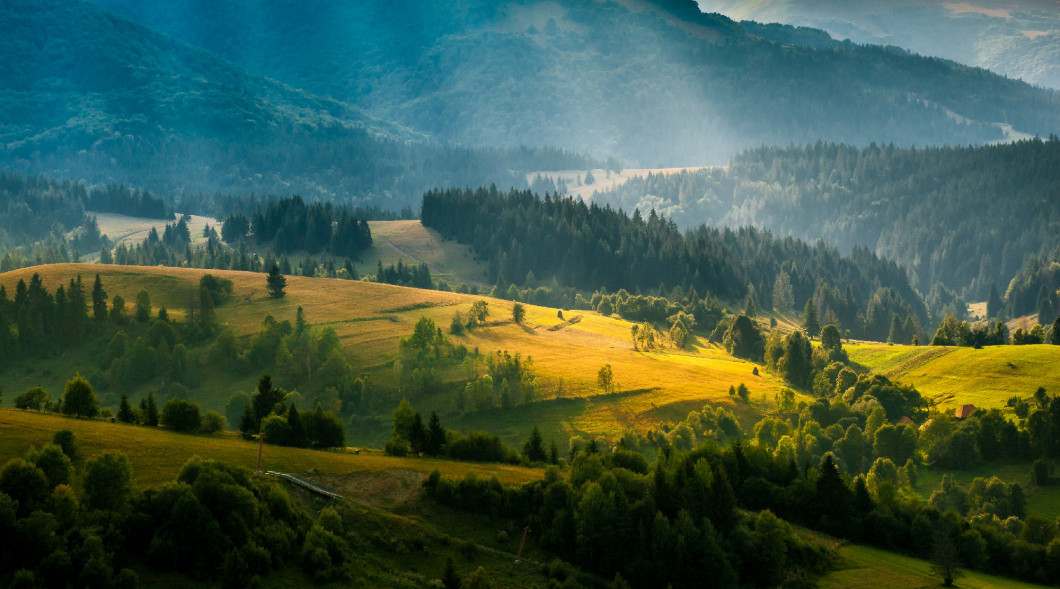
[597,364,615,395]
[60,375,99,418]
[803,299,820,339]
[266,264,286,298]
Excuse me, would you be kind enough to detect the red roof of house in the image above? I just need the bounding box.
[897,416,914,426]
[955,404,976,419]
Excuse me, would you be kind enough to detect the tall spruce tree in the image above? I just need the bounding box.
[117,393,134,423]
[803,298,821,338]
[987,283,1003,319]
[92,274,107,322]
[266,264,286,298]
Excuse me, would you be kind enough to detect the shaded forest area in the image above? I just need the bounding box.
[593,139,1060,308]
[423,186,926,341]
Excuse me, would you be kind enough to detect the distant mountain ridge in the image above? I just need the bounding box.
[697,0,1060,90]
[85,0,1060,166]
[0,0,596,206]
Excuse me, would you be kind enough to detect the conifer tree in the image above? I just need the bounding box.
[286,402,306,447]
[524,426,547,462]
[91,274,107,322]
[140,393,159,426]
[117,393,134,423]
[266,264,286,298]
[803,298,820,338]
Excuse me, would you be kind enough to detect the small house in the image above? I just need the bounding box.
[897,416,914,426]
[954,404,976,420]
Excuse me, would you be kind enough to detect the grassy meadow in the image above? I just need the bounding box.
[821,543,1044,589]
[846,343,1060,413]
[0,263,793,450]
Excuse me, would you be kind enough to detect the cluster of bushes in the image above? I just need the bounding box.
[373,260,433,289]
[236,375,346,449]
[930,312,1060,347]
[384,399,526,464]
[0,433,364,586]
[425,443,831,588]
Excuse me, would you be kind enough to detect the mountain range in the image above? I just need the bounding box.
[3,0,1060,203]
[698,0,1060,89]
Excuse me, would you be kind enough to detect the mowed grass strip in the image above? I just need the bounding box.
[820,543,1044,589]
[0,409,543,490]
[847,343,1060,412]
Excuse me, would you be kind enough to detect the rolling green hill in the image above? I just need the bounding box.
[86,0,1060,166]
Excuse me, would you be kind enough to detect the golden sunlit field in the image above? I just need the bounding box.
[0,263,792,449]
[847,343,1060,412]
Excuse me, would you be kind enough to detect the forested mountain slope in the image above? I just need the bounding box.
[88,0,1060,166]
[590,139,1060,301]
[0,0,595,206]
[422,186,928,340]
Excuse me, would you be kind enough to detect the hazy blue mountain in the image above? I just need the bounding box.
[0,0,595,207]
[698,0,1060,90]
[86,0,1060,166]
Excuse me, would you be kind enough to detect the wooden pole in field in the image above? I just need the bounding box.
[257,433,265,474]
[515,525,530,563]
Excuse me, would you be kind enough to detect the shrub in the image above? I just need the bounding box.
[161,398,203,432]
[201,410,227,434]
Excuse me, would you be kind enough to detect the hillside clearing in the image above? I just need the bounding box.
[365,220,489,288]
[93,212,217,249]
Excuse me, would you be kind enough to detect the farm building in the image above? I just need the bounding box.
[954,404,976,420]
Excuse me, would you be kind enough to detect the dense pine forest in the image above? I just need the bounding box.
[0,174,176,270]
[592,139,1060,306]
[423,186,927,341]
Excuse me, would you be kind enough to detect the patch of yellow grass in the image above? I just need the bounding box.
[0,409,542,490]
[848,343,1060,412]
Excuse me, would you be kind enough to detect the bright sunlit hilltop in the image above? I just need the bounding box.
[847,342,1060,412]
[0,263,791,450]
